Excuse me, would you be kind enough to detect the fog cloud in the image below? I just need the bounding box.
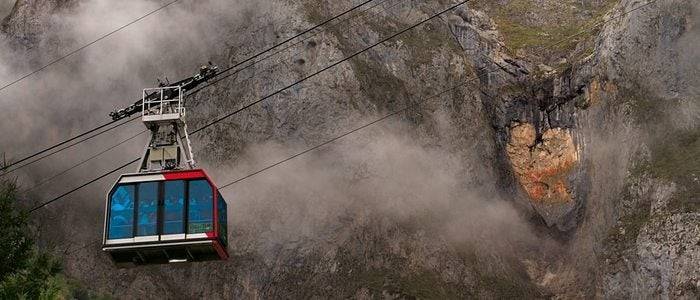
[0,0,249,155]
[1,0,538,287]
[217,124,535,259]
[0,0,255,192]
[0,0,12,18]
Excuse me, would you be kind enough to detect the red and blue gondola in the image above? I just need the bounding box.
[102,169,228,266]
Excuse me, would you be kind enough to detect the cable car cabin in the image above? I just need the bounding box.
[102,169,228,266]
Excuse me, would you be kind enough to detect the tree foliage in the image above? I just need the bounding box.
[0,181,33,280]
[0,180,71,299]
[0,252,71,299]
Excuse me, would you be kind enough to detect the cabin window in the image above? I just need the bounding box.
[136,182,158,236]
[108,185,135,239]
[163,180,185,234]
[188,180,213,234]
[218,191,227,246]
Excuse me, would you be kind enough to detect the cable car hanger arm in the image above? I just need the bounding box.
[108,63,219,121]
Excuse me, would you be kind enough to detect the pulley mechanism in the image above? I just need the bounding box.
[138,85,195,172]
[109,62,219,122]
[108,63,219,173]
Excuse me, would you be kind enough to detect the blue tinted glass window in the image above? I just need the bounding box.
[109,185,135,239]
[163,180,185,234]
[188,180,213,234]
[137,182,158,236]
[218,191,227,246]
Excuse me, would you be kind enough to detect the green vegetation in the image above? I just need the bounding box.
[461,251,544,299]
[625,95,674,126]
[399,21,463,70]
[624,85,699,213]
[0,180,78,299]
[617,73,699,213]
[471,0,619,58]
[299,0,467,83]
[605,122,699,260]
[497,18,580,53]
[611,190,652,246]
[0,252,71,299]
[348,58,407,111]
[0,181,33,282]
[601,179,649,265]
[648,129,700,213]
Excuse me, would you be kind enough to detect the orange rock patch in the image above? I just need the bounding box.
[506,123,579,204]
[586,78,618,106]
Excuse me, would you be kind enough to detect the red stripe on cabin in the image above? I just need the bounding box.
[212,240,229,260]
[213,190,219,241]
[162,170,206,180]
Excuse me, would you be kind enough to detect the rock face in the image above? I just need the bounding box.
[506,122,579,225]
[633,214,700,298]
[588,0,700,298]
[603,177,700,299]
[507,124,579,204]
[1,0,72,47]
[1,0,697,298]
[448,3,589,231]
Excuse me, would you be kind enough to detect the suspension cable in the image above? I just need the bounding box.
[186,0,407,98]
[0,119,132,174]
[21,130,148,193]
[220,75,492,189]
[28,0,471,213]
[30,0,657,214]
[28,158,139,213]
[199,0,405,89]
[1,117,138,177]
[2,0,378,175]
[11,0,398,191]
[192,0,470,135]
[0,0,182,94]
[209,0,376,77]
[53,0,659,256]
[53,65,496,257]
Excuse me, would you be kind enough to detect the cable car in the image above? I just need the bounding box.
[102,71,228,266]
[102,169,228,266]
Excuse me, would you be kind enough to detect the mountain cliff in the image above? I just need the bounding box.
[0,0,697,298]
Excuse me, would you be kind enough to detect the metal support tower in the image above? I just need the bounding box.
[137,86,195,172]
[108,64,219,173]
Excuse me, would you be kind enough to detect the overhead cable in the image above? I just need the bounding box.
[3,0,378,175]
[0,0,182,94]
[28,0,470,213]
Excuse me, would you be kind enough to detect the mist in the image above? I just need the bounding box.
[204,119,537,265]
[0,1,543,294]
[0,0,256,195]
[0,0,12,18]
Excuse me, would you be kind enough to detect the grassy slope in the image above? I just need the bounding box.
[471,0,619,62]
